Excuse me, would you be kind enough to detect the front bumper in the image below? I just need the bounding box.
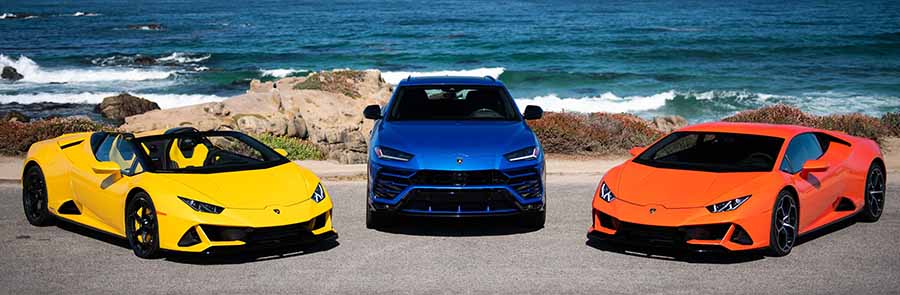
[157,195,336,253]
[589,197,771,252]
[368,164,545,216]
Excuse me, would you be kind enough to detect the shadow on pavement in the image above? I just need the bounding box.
[375,215,541,236]
[164,239,340,265]
[584,214,865,264]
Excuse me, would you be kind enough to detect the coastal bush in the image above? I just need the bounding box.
[882,112,900,136]
[724,104,892,143]
[294,70,367,99]
[253,133,325,161]
[529,112,664,155]
[0,118,112,155]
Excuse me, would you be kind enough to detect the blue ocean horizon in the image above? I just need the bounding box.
[2,0,899,122]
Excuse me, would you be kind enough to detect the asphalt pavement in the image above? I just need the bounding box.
[1,177,898,294]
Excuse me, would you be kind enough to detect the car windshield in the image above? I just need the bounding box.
[388,85,520,121]
[633,132,784,172]
[133,131,288,173]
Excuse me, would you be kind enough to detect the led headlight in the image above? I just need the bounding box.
[375,146,413,162]
[599,182,616,203]
[504,146,538,162]
[311,183,326,203]
[707,195,750,213]
[178,197,224,214]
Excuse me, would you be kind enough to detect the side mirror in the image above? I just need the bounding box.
[274,148,288,157]
[523,105,543,120]
[363,105,382,120]
[801,159,829,173]
[92,161,122,175]
[629,146,646,157]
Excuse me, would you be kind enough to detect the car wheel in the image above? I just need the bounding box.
[858,163,886,222]
[22,165,54,226]
[125,192,161,259]
[519,211,546,229]
[767,190,798,257]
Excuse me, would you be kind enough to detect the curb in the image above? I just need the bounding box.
[0,178,20,185]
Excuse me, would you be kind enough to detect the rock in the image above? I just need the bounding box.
[121,70,393,163]
[1,66,23,81]
[96,93,160,123]
[0,110,29,122]
[651,115,688,133]
[132,56,157,66]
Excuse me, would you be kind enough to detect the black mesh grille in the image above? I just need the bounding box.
[373,167,414,199]
[504,168,542,199]
[411,170,505,186]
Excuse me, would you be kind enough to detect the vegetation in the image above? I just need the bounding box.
[253,133,325,161]
[529,112,664,155]
[294,70,367,99]
[724,104,893,143]
[0,118,112,156]
[882,112,900,136]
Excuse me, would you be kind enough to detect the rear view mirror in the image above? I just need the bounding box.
[801,159,829,173]
[274,148,288,157]
[92,161,121,175]
[629,146,646,157]
[523,105,543,120]
[363,105,382,120]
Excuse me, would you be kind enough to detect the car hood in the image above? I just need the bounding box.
[610,162,769,208]
[157,163,316,210]
[377,120,538,169]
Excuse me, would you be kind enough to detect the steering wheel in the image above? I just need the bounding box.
[203,149,225,166]
[747,152,774,163]
[469,108,501,118]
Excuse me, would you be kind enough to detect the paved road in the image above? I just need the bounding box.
[1,177,898,294]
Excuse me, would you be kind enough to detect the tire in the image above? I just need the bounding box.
[125,192,161,259]
[767,190,799,257]
[858,162,886,223]
[22,165,54,226]
[366,209,395,229]
[519,211,546,229]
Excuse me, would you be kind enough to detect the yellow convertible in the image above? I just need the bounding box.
[22,127,336,258]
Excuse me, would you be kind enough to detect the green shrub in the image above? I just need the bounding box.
[293,70,366,98]
[882,112,900,136]
[0,118,112,156]
[529,112,664,155]
[253,133,325,160]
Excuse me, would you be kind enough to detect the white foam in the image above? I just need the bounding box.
[0,54,174,84]
[260,68,307,78]
[515,91,677,113]
[381,67,505,85]
[0,92,229,109]
[0,13,15,19]
[156,52,210,64]
[72,12,100,17]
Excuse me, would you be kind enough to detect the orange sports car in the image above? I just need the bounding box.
[588,122,886,256]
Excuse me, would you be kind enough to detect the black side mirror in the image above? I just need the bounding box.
[523,105,543,120]
[363,105,382,120]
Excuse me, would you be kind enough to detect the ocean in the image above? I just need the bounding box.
[2,0,899,122]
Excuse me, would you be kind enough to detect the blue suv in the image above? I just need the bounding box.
[362,76,545,229]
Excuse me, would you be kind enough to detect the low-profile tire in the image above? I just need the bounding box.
[125,192,161,259]
[767,190,799,257]
[858,162,886,223]
[519,211,546,229]
[22,165,54,226]
[366,209,394,230]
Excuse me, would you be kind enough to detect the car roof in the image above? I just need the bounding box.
[678,122,819,139]
[397,76,505,87]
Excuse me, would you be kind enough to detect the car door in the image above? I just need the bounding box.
[780,133,841,232]
[69,134,141,234]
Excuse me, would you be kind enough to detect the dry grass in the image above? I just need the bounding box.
[0,118,112,156]
[529,112,664,155]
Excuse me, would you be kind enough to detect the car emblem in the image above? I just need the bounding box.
[649,208,656,214]
[273,209,281,214]
[456,157,463,165]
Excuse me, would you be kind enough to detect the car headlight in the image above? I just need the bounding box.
[311,183,326,203]
[599,182,616,203]
[375,146,413,162]
[178,197,224,214]
[504,146,538,162]
[707,195,751,213]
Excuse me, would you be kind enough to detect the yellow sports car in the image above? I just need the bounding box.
[22,127,336,258]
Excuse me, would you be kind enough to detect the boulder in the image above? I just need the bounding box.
[121,70,393,164]
[0,110,29,122]
[651,115,688,133]
[1,66,23,81]
[96,93,160,123]
[133,56,157,66]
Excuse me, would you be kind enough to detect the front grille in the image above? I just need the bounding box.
[373,167,414,199]
[504,168,542,199]
[200,211,328,245]
[373,167,543,200]
[616,222,685,246]
[400,189,518,212]
[411,170,505,186]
